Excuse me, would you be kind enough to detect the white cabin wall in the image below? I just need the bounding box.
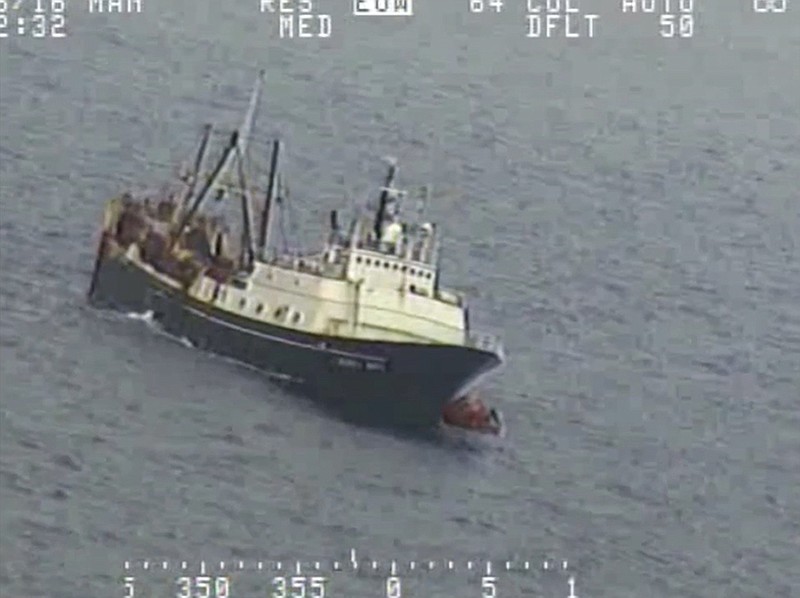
[358,287,464,344]
[249,263,352,330]
[347,251,436,297]
[184,259,465,344]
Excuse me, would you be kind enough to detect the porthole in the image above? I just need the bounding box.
[239,298,246,308]
[275,306,287,319]
[366,258,372,266]
[393,263,399,270]
[401,266,407,272]
[356,256,362,264]
[384,262,390,269]
[410,269,416,276]
[256,303,264,314]
[291,311,302,325]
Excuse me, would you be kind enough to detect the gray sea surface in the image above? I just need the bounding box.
[1,2,799,597]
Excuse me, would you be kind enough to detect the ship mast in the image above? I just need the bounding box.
[214,70,265,201]
[179,123,212,214]
[171,131,239,247]
[373,160,397,241]
[234,144,256,269]
[257,139,281,260]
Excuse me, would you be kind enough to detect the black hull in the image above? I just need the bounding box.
[88,251,502,428]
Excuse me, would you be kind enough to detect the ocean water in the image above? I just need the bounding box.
[0,2,798,597]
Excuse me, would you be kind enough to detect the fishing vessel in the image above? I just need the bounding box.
[87,71,506,431]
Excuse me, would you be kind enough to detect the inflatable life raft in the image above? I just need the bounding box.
[441,393,504,436]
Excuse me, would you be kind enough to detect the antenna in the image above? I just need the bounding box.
[417,185,429,222]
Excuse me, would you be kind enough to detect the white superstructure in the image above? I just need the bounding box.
[186,175,494,348]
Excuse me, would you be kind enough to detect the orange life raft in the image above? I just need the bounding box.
[441,393,503,435]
